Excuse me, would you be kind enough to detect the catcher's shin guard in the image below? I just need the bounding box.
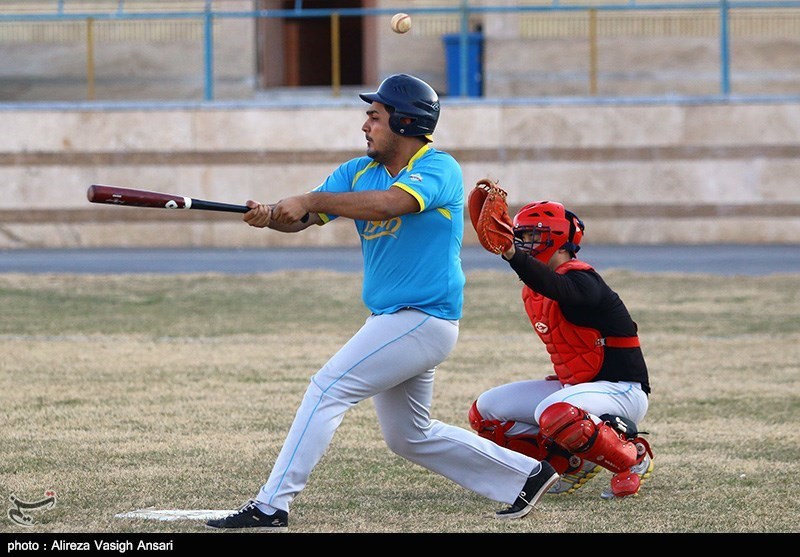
[468,400,582,475]
[538,402,650,475]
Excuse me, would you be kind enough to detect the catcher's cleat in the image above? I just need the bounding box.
[495,461,560,520]
[548,461,602,495]
[205,500,288,531]
[600,455,653,500]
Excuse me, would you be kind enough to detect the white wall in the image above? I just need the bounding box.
[1,98,798,248]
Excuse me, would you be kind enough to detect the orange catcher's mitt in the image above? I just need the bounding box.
[468,178,514,254]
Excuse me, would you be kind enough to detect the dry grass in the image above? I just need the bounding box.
[1,270,799,535]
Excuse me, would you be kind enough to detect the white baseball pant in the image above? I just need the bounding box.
[256,308,542,514]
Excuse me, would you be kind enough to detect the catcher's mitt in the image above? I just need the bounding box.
[468,178,514,254]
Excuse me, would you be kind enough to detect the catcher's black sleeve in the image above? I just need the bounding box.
[505,249,603,305]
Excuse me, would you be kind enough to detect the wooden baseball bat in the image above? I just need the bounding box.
[86,184,311,222]
[87,184,250,213]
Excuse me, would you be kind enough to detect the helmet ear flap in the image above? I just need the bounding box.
[389,112,414,136]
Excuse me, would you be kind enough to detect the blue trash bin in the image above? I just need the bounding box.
[443,32,483,97]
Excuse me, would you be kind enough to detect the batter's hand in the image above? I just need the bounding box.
[271,195,310,225]
[243,200,272,228]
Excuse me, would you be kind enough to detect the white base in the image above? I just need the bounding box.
[115,509,234,522]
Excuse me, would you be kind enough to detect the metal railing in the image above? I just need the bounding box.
[2,1,800,102]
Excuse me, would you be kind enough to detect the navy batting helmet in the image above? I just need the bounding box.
[359,74,440,139]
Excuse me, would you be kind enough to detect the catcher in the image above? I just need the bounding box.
[466,179,654,499]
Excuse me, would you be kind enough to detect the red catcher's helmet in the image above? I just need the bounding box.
[512,201,585,264]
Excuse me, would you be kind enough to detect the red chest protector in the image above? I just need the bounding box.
[521,260,639,385]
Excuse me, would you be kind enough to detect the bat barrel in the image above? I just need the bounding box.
[88,184,189,209]
[87,184,250,213]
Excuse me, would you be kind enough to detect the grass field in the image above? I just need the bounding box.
[1,270,798,535]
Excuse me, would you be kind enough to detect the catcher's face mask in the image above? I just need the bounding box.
[514,227,559,264]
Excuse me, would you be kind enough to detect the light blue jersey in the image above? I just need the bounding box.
[313,144,465,320]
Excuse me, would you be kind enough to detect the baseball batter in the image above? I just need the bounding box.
[206,74,560,532]
[467,194,654,499]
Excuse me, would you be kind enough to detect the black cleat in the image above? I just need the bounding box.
[495,461,560,520]
[206,500,288,532]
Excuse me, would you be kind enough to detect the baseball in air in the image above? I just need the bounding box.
[391,13,411,34]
